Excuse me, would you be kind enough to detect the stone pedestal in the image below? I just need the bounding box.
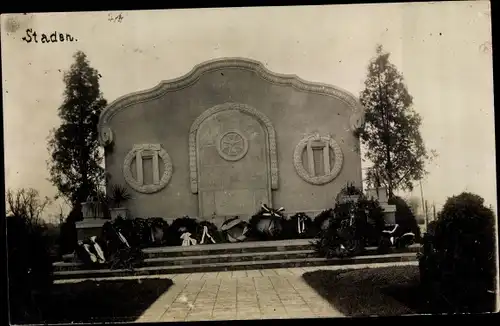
[76,218,107,241]
[380,203,397,224]
[365,187,397,224]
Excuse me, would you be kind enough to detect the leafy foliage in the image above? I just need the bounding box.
[313,209,335,234]
[418,192,496,312]
[359,45,436,197]
[313,186,386,258]
[107,184,132,208]
[47,51,107,206]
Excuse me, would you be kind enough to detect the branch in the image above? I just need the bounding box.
[393,166,415,189]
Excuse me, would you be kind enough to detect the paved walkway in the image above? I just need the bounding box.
[55,261,417,321]
[136,261,416,321]
[137,267,343,321]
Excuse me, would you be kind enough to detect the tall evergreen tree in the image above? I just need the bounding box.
[47,51,107,205]
[359,45,436,198]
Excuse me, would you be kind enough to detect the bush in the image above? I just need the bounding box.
[388,196,422,242]
[7,214,54,323]
[313,209,334,234]
[418,192,496,313]
[313,187,386,258]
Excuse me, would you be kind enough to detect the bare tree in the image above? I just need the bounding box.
[6,188,52,226]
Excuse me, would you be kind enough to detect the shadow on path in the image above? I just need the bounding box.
[302,265,427,317]
[15,278,174,324]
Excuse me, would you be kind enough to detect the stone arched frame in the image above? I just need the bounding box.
[97,57,366,147]
[189,102,278,194]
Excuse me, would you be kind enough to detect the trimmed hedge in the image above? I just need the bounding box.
[418,192,496,313]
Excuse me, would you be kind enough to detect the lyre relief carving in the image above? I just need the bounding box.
[123,144,173,193]
[293,133,344,185]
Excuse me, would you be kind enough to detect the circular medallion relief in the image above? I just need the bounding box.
[217,130,249,161]
[293,134,344,185]
[123,144,173,194]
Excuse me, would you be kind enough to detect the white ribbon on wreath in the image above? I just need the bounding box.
[297,218,306,234]
[200,226,216,244]
[90,236,106,263]
[181,232,198,246]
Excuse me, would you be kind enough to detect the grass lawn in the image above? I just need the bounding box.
[302,265,428,317]
[302,265,496,316]
[12,278,174,324]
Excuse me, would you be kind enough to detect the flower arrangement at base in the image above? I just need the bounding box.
[246,204,286,241]
[313,209,335,235]
[220,217,250,243]
[164,216,200,246]
[282,212,315,239]
[313,183,385,258]
[195,220,226,245]
[100,220,145,270]
[147,217,170,246]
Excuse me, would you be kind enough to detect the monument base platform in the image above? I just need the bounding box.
[53,239,420,281]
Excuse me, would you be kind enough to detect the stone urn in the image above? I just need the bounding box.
[81,199,106,219]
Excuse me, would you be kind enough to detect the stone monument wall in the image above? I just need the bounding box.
[98,58,365,224]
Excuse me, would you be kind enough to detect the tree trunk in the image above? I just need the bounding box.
[378,68,393,199]
[386,150,393,198]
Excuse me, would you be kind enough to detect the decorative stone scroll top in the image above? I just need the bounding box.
[123,144,173,194]
[99,126,114,147]
[293,133,344,185]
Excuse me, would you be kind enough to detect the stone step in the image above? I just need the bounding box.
[55,243,421,270]
[144,249,319,267]
[142,240,421,258]
[54,244,421,271]
[54,250,318,271]
[59,239,315,262]
[142,238,315,258]
[53,252,417,280]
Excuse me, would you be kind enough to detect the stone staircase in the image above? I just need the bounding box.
[53,239,420,280]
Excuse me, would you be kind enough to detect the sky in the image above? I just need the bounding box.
[1,2,495,222]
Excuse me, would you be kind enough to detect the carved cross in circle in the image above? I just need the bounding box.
[217,130,249,161]
[220,132,244,156]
